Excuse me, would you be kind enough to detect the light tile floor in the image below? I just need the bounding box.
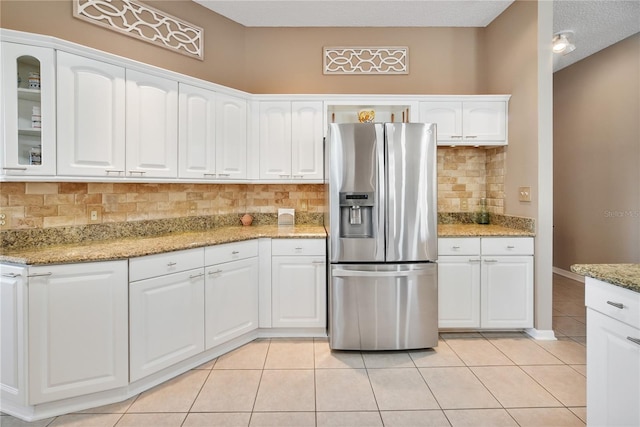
[1,274,587,427]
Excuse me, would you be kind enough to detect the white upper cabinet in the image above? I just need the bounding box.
[259,100,323,181]
[1,42,56,176]
[57,52,126,177]
[215,93,247,179]
[126,69,178,178]
[178,83,217,179]
[420,98,508,146]
[291,101,324,180]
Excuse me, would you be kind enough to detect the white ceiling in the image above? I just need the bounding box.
[194,0,640,72]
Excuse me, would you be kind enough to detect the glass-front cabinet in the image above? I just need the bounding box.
[1,42,56,176]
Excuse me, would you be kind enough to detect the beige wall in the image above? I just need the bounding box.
[0,0,248,91]
[553,33,640,270]
[480,0,539,219]
[244,27,482,94]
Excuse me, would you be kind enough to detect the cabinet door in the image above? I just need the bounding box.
[481,256,533,328]
[437,256,481,328]
[587,308,640,427]
[419,101,462,143]
[28,261,128,404]
[178,83,216,179]
[462,101,506,142]
[215,93,247,179]
[0,265,28,406]
[57,52,126,177]
[259,101,292,180]
[291,101,323,180]
[272,255,326,328]
[126,69,178,178]
[129,269,205,382]
[205,257,258,349]
[1,42,56,176]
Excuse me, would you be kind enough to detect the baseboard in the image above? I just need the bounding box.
[524,328,557,340]
[553,267,585,283]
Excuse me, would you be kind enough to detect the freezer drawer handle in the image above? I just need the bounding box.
[332,269,428,278]
[606,301,624,309]
[627,337,640,346]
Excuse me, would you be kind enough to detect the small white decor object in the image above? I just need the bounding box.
[278,209,295,226]
[73,0,204,60]
[324,47,408,75]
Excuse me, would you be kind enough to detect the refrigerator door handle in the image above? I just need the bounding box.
[332,269,428,278]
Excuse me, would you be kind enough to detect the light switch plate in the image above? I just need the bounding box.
[519,186,532,202]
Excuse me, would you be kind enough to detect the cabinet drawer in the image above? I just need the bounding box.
[586,277,640,328]
[481,237,534,255]
[205,240,258,266]
[129,248,204,282]
[272,238,325,256]
[438,238,480,256]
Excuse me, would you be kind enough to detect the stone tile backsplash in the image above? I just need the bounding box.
[0,147,507,232]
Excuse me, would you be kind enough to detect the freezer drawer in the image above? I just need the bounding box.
[329,263,438,351]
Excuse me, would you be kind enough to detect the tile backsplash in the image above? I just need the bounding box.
[1,147,506,231]
[0,182,325,231]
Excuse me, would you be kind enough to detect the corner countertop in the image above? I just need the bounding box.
[438,224,535,237]
[0,225,327,266]
[571,264,640,294]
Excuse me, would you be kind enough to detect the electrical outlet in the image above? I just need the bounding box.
[90,210,98,221]
[519,186,532,202]
[460,199,468,211]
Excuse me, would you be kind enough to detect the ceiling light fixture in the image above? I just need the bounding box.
[552,31,576,55]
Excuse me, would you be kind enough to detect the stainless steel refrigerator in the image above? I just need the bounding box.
[325,122,438,351]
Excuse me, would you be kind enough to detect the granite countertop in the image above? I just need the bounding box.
[438,224,535,237]
[571,264,640,293]
[0,225,327,266]
[1,223,534,266]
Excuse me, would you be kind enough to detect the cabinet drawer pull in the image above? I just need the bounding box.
[466,135,478,139]
[208,269,223,275]
[483,259,498,263]
[468,259,481,263]
[203,173,216,177]
[506,245,516,249]
[189,273,205,279]
[1,272,22,278]
[279,174,291,178]
[293,174,304,178]
[3,167,28,171]
[167,262,177,267]
[105,170,124,175]
[27,272,52,277]
[606,301,624,309]
[451,135,463,139]
[129,170,146,175]
[628,337,640,346]
[451,245,461,249]
[312,260,325,265]
[232,251,240,255]
[218,173,230,177]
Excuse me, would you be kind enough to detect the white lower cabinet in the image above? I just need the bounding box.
[437,256,481,328]
[438,237,533,329]
[0,261,128,406]
[271,239,326,328]
[129,249,205,382]
[586,277,640,427]
[204,240,259,348]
